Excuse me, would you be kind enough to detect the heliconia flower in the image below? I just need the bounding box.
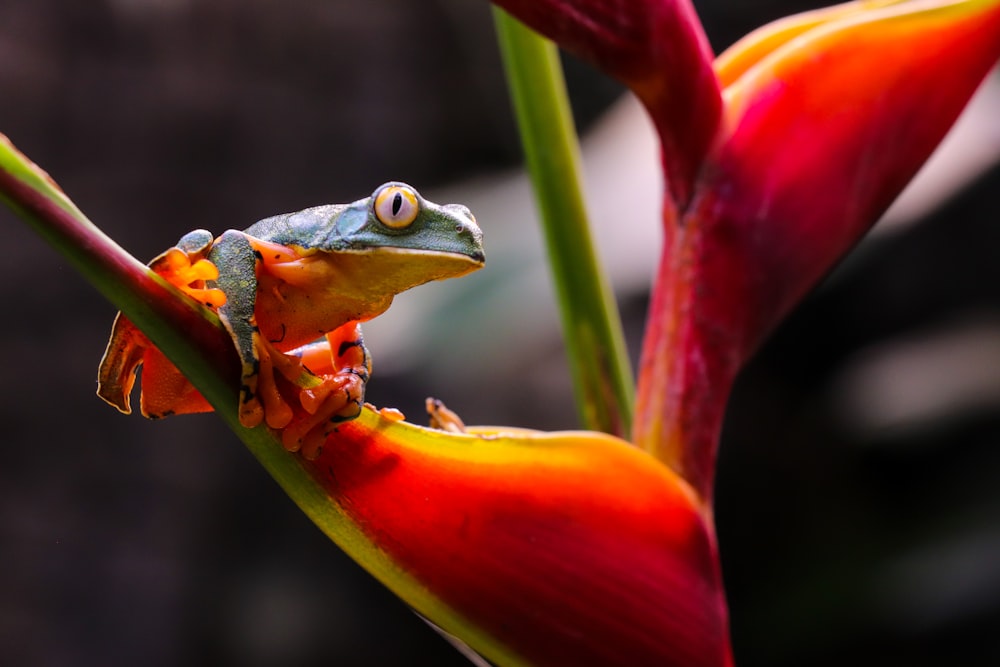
[4,2,1000,667]
[280,3,1000,665]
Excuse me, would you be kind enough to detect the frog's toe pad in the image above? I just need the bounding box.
[426,397,468,433]
[154,248,227,308]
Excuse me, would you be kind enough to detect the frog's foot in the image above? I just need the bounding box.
[373,404,406,422]
[152,247,227,309]
[242,337,366,459]
[426,397,467,434]
[239,337,309,430]
[279,373,366,460]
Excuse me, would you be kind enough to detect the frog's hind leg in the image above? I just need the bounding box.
[97,313,149,414]
[97,230,223,417]
[138,346,214,418]
[97,314,214,418]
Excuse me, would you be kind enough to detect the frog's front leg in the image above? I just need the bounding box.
[278,321,371,459]
[207,230,290,428]
[210,232,370,452]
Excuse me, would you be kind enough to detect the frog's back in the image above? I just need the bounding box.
[244,203,351,250]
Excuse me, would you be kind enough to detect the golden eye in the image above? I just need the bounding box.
[374,185,419,229]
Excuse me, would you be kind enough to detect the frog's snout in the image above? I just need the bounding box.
[444,204,485,264]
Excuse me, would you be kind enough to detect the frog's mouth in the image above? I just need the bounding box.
[365,246,485,269]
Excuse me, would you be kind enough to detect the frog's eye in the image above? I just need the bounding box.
[374,185,420,229]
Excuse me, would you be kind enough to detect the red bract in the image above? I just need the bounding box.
[300,414,731,666]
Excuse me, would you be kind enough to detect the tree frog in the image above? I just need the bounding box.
[98,182,484,458]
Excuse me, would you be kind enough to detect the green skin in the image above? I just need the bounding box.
[98,182,485,442]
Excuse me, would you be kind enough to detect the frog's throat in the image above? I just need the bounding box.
[339,247,484,300]
[264,247,484,298]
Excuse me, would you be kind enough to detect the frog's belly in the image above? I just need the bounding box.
[254,274,391,351]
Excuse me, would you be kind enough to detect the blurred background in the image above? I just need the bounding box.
[1,0,999,665]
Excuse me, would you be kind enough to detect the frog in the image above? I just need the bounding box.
[98,182,484,459]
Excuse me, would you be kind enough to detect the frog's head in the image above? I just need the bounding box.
[321,182,485,292]
[345,182,483,262]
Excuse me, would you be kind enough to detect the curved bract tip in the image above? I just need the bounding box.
[714,0,909,88]
[492,0,723,206]
[712,0,1000,350]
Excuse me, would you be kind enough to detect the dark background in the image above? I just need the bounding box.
[2,1,999,665]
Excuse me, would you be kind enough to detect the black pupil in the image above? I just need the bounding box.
[391,192,403,217]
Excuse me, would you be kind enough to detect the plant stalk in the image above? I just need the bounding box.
[493,9,635,437]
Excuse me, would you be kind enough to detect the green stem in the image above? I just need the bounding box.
[493,9,634,437]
